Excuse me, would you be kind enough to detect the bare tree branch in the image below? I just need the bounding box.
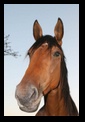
[4,35,21,58]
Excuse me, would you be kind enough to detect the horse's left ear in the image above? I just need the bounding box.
[54,18,64,46]
[33,20,43,41]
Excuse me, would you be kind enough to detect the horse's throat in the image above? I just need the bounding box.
[44,87,68,116]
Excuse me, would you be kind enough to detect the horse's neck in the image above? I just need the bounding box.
[36,84,78,116]
[44,86,69,116]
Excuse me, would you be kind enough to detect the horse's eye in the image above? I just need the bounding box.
[53,51,60,57]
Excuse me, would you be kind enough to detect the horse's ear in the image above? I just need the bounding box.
[33,20,43,41]
[54,18,64,46]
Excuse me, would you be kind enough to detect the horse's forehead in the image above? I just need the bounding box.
[27,35,63,58]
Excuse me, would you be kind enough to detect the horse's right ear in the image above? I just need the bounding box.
[33,20,43,41]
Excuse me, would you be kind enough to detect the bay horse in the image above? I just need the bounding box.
[15,18,78,116]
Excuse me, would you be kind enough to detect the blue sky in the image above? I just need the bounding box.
[4,4,79,116]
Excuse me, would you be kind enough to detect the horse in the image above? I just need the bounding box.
[15,18,79,116]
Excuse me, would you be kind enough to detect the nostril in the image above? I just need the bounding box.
[30,86,38,100]
[15,84,38,105]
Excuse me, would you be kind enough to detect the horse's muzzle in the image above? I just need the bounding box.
[15,84,42,112]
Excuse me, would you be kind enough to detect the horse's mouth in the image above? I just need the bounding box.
[19,103,39,112]
[16,93,43,112]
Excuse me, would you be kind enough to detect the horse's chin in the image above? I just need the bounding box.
[19,102,40,112]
